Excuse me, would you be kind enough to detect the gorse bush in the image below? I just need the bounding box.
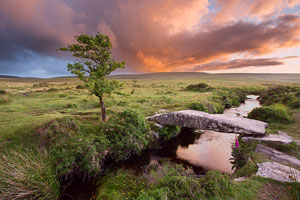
[289,99,300,109]
[51,134,109,179]
[186,83,212,92]
[76,84,87,89]
[248,104,292,123]
[0,149,59,200]
[102,109,149,162]
[158,125,180,140]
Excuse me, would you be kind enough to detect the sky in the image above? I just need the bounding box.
[0,0,300,78]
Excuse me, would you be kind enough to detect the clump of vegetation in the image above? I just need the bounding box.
[159,125,180,140]
[60,33,125,121]
[259,86,294,106]
[47,88,58,92]
[101,109,149,162]
[248,104,292,123]
[188,102,208,112]
[0,95,12,104]
[51,134,109,179]
[0,149,59,200]
[295,91,300,98]
[97,169,146,200]
[135,164,232,200]
[76,84,87,89]
[66,103,78,108]
[58,94,68,98]
[231,137,257,171]
[233,160,258,178]
[289,99,300,109]
[0,89,7,95]
[37,117,78,147]
[33,82,49,87]
[186,83,212,92]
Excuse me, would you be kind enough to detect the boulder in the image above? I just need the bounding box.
[150,110,267,136]
[242,134,293,144]
[256,162,300,182]
[255,144,300,167]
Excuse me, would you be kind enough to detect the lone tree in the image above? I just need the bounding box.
[60,33,125,122]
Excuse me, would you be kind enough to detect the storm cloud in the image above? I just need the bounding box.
[0,0,300,76]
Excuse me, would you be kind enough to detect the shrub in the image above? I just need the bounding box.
[248,104,292,123]
[233,160,258,178]
[76,84,87,89]
[102,109,149,162]
[0,95,12,104]
[199,170,232,198]
[188,102,208,112]
[0,89,7,95]
[186,83,212,92]
[159,125,180,140]
[59,94,68,98]
[259,86,293,105]
[289,99,300,109]
[0,149,59,200]
[37,117,78,147]
[51,134,109,179]
[66,103,78,108]
[135,164,232,200]
[296,91,300,98]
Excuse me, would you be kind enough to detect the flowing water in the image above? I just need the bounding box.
[223,95,261,117]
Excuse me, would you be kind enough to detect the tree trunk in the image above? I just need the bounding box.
[99,97,106,122]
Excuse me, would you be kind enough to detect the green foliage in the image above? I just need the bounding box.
[0,89,7,95]
[51,134,109,179]
[0,95,12,104]
[186,83,212,92]
[199,170,232,198]
[248,104,292,123]
[296,91,300,98]
[135,164,232,200]
[288,182,300,200]
[66,103,78,108]
[289,99,300,109]
[159,125,180,140]
[60,33,125,121]
[0,149,59,200]
[102,109,149,162]
[33,82,49,87]
[259,86,294,105]
[231,137,257,171]
[188,102,208,112]
[97,169,147,200]
[234,160,258,178]
[58,94,68,98]
[37,117,78,147]
[76,84,87,89]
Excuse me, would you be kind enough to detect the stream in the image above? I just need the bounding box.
[60,95,261,199]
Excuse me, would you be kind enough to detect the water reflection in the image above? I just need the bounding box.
[223,95,261,117]
[176,131,236,174]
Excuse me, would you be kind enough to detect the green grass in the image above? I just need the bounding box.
[1,73,300,199]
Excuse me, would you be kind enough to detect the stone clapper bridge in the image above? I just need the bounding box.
[149,110,300,182]
[149,110,268,136]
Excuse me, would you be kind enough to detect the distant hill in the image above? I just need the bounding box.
[1,72,300,83]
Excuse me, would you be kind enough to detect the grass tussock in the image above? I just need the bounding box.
[0,149,59,200]
[0,95,12,104]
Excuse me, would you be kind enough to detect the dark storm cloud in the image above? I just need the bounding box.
[0,0,299,76]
